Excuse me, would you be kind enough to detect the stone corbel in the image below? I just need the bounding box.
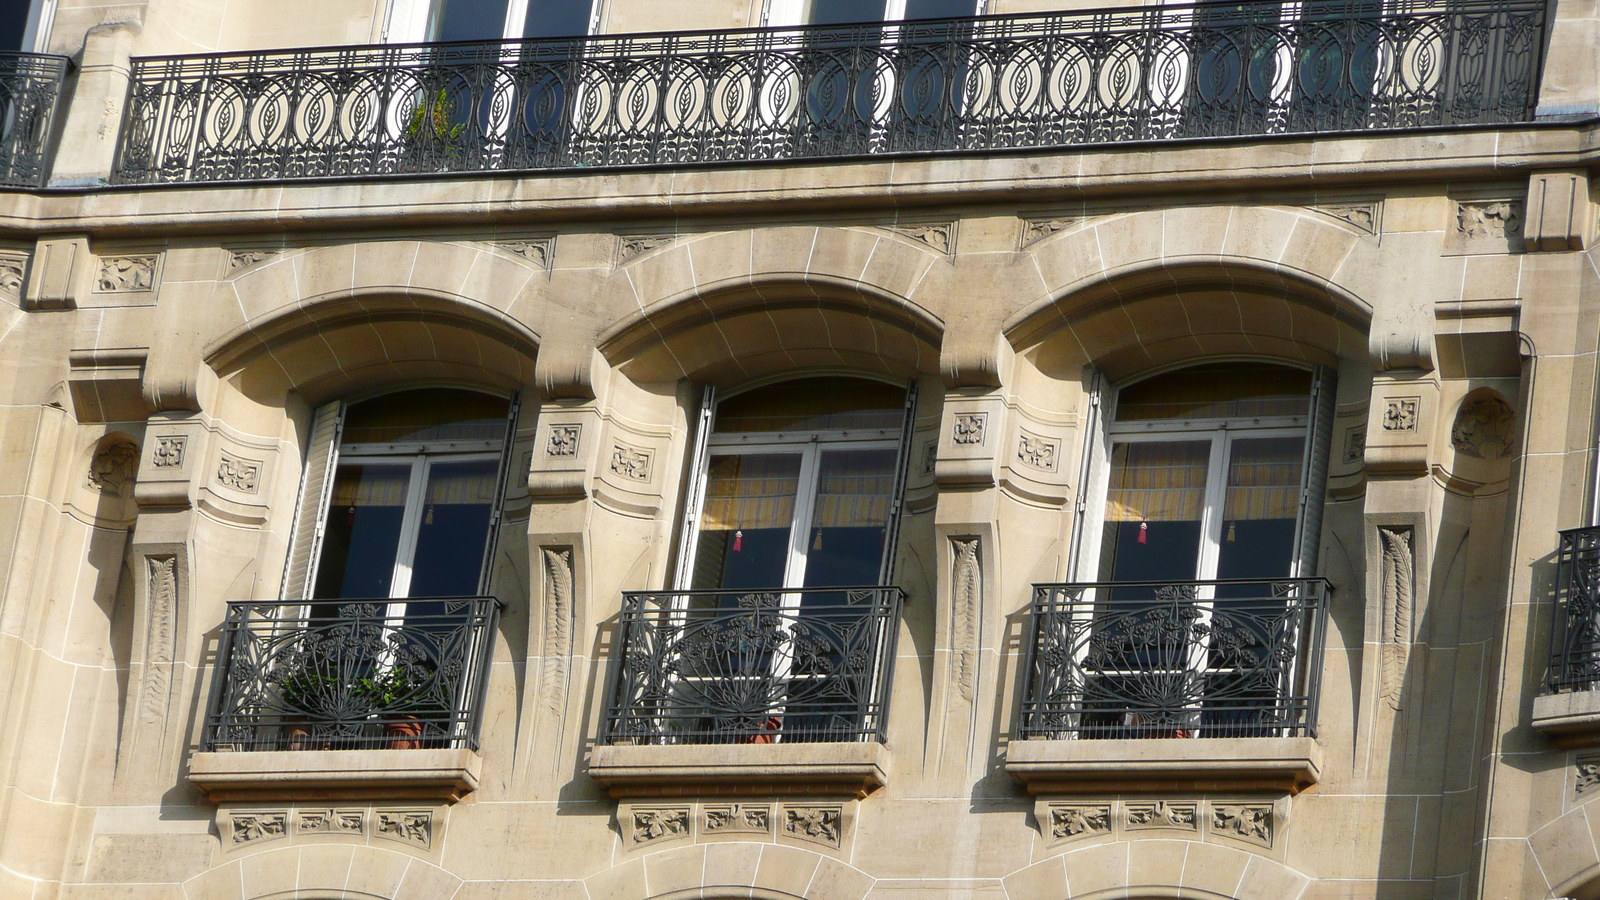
[23,234,92,310]
[1362,375,1440,477]
[133,416,206,511]
[1524,169,1592,252]
[67,347,147,423]
[940,329,1009,390]
[534,342,603,402]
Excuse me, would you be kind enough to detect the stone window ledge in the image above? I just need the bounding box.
[1005,737,1322,795]
[1532,691,1600,746]
[188,749,481,803]
[588,742,888,798]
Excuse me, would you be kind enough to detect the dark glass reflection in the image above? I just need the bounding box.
[313,463,412,600]
[434,0,511,42]
[809,0,887,25]
[0,0,28,53]
[522,0,591,38]
[802,448,897,590]
[904,0,975,18]
[408,459,499,597]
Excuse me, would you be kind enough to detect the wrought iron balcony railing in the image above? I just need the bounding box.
[1017,578,1329,740]
[0,52,68,188]
[602,586,904,745]
[1547,526,1600,693]
[111,0,1544,185]
[201,596,500,752]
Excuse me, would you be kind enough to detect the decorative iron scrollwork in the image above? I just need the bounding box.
[1549,527,1600,693]
[0,53,67,188]
[201,596,500,751]
[603,586,903,744]
[112,0,1543,186]
[1018,578,1329,740]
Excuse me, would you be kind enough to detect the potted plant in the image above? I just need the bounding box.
[355,666,447,749]
[275,668,337,751]
[402,87,468,172]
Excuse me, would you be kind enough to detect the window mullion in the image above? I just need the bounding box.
[388,455,431,601]
[785,442,824,593]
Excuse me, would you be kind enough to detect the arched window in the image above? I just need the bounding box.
[602,377,915,746]
[1018,362,1334,743]
[682,377,911,593]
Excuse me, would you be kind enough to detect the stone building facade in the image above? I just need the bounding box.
[0,0,1597,898]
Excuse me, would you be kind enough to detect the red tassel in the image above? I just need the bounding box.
[733,530,743,552]
[1137,521,1148,544]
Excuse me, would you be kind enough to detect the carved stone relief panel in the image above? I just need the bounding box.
[152,435,187,469]
[374,811,434,850]
[618,799,855,853]
[1451,394,1515,460]
[1343,427,1367,465]
[1126,800,1199,832]
[220,805,440,855]
[1016,431,1061,472]
[540,547,574,713]
[94,255,159,293]
[1447,195,1526,254]
[617,234,673,263]
[88,437,139,495]
[1577,756,1600,798]
[1019,216,1087,248]
[496,237,554,269]
[228,811,288,846]
[882,221,955,255]
[215,451,262,493]
[1037,798,1281,851]
[1382,398,1420,433]
[1309,201,1381,234]
[781,804,844,849]
[951,537,981,703]
[1046,804,1112,844]
[609,443,653,482]
[1378,526,1415,711]
[631,806,692,847]
[0,249,27,302]
[140,555,179,724]
[227,249,277,272]
[703,803,773,836]
[952,413,987,446]
[546,424,581,458]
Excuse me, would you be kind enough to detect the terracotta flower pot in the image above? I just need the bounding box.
[385,717,426,750]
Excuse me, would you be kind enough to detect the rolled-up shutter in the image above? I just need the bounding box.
[280,401,344,601]
[1293,366,1337,578]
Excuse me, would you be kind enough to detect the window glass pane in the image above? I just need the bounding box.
[342,389,509,444]
[1215,436,1303,582]
[691,453,802,591]
[1117,363,1310,420]
[808,0,887,24]
[521,0,591,38]
[715,378,904,433]
[407,459,500,597]
[0,0,29,51]
[903,0,975,18]
[314,463,413,599]
[802,448,897,588]
[1099,441,1210,584]
[433,0,511,42]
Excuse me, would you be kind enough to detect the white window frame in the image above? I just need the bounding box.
[18,0,57,54]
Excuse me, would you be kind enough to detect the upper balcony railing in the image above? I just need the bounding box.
[602,586,904,745]
[200,596,500,752]
[0,52,68,188]
[1016,577,1330,740]
[111,0,1544,186]
[1547,526,1600,693]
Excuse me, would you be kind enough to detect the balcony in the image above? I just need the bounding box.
[1532,527,1600,745]
[111,0,1544,186]
[0,52,68,188]
[1008,578,1329,794]
[190,596,499,802]
[591,586,902,797]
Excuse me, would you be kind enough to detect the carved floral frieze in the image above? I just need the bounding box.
[883,221,955,255]
[0,250,26,301]
[87,438,139,494]
[497,237,554,269]
[1016,431,1060,472]
[1451,394,1515,460]
[228,249,277,271]
[610,443,653,482]
[1310,202,1380,234]
[617,235,673,263]
[1456,200,1522,240]
[95,255,158,293]
[1577,755,1600,797]
[222,806,434,852]
[622,800,853,851]
[1343,427,1367,464]
[1040,798,1278,849]
[1381,398,1419,433]
[216,451,262,493]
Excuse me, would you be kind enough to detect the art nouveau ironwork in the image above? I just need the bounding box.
[1017,578,1329,740]
[602,586,904,744]
[0,52,67,188]
[201,596,500,751]
[1547,526,1600,692]
[112,0,1544,185]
